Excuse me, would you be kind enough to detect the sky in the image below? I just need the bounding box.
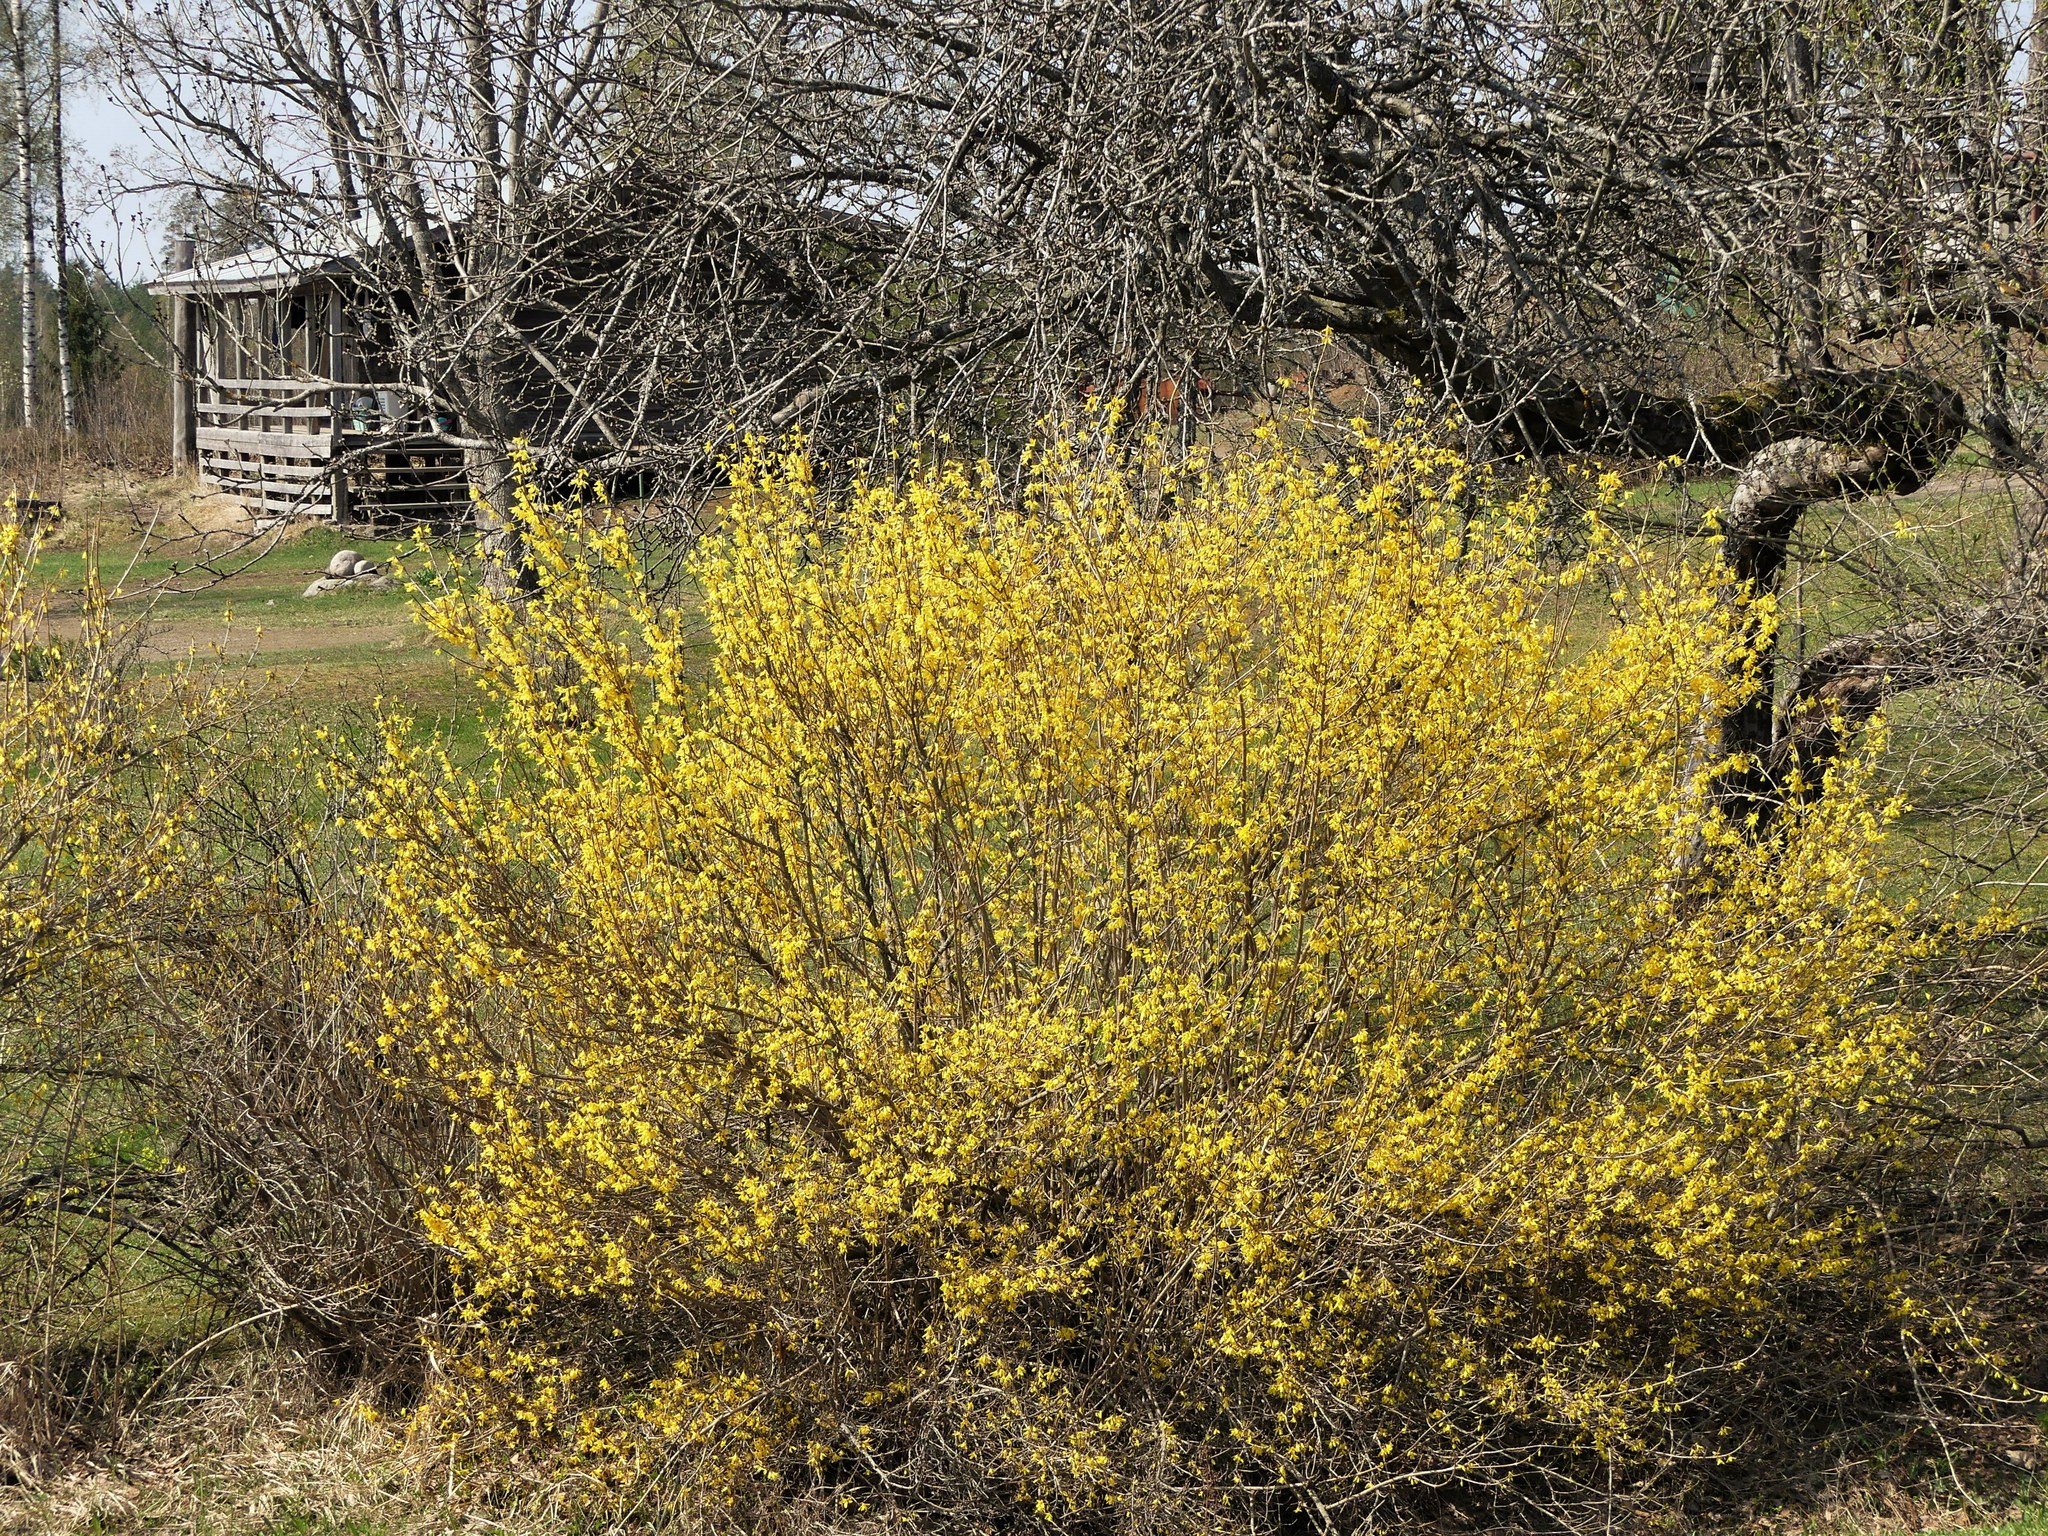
[66,77,170,284]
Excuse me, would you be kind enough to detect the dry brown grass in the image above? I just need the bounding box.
[2,1353,2037,1536]
[0,1352,473,1536]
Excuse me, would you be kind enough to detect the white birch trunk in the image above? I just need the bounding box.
[10,0,33,433]
[49,0,68,435]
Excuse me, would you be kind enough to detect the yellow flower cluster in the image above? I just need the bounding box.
[365,423,1930,1522]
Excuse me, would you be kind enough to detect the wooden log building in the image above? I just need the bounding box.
[154,235,466,524]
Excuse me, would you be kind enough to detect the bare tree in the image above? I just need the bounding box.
[605,0,2048,827]
[95,0,2048,834]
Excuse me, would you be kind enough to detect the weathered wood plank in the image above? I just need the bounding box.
[197,403,333,421]
[198,377,339,394]
[206,486,336,518]
[197,428,335,459]
[201,466,331,489]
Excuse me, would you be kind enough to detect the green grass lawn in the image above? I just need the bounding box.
[1968,1509,2048,1536]
[29,510,492,761]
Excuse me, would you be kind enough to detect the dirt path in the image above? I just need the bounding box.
[134,610,423,662]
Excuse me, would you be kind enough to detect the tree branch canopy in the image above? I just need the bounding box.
[99,0,2048,823]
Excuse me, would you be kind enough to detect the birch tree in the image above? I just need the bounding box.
[10,0,31,432]
[51,0,70,436]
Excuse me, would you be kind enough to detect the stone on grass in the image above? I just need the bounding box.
[325,548,361,578]
[351,559,380,578]
[303,577,352,598]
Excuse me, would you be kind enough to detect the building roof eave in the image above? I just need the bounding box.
[148,250,360,297]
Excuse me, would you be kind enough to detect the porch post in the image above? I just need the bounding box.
[326,281,351,523]
[168,235,197,472]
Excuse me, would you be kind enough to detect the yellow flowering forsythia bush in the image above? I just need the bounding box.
[367,427,1936,1529]
[0,518,240,1369]
[0,521,203,986]
[0,520,449,1427]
